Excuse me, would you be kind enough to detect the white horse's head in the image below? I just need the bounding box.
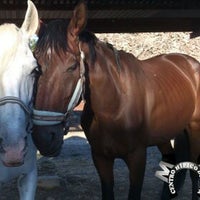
[0,0,39,167]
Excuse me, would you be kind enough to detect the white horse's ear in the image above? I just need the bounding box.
[21,0,39,36]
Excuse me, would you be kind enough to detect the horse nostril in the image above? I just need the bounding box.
[0,138,5,153]
[26,121,33,133]
[50,132,55,143]
[23,136,28,152]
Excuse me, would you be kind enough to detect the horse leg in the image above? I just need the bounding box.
[92,151,115,200]
[188,130,200,200]
[157,142,175,200]
[190,169,199,200]
[157,142,175,164]
[173,131,189,192]
[124,147,146,200]
[17,164,37,200]
[157,131,189,200]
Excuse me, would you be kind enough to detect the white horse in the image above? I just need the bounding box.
[0,1,39,199]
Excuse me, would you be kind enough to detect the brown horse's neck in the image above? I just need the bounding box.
[82,40,145,124]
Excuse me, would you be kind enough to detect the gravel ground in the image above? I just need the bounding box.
[1,32,199,200]
[96,32,200,61]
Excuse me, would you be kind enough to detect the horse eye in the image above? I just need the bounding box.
[66,63,77,73]
[32,66,42,76]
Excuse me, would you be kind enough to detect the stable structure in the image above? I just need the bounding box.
[0,0,200,32]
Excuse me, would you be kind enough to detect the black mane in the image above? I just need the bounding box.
[35,19,97,62]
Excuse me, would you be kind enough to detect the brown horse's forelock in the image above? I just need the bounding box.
[35,19,68,59]
[35,19,97,63]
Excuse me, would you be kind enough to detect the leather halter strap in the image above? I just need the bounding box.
[32,45,85,126]
[0,96,32,115]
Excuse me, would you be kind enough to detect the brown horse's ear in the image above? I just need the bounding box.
[35,20,43,35]
[36,20,46,36]
[67,1,87,47]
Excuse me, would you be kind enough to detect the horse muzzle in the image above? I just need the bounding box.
[1,148,26,167]
[2,159,24,167]
[32,124,65,157]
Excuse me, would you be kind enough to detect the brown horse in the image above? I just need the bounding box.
[32,2,200,200]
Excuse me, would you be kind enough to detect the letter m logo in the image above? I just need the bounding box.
[155,161,174,183]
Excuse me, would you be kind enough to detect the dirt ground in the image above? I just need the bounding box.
[1,32,199,199]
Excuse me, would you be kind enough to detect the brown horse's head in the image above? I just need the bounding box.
[33,2,91,156]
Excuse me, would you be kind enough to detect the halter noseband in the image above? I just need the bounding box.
[32,45,85,126]
[0,96,32,115]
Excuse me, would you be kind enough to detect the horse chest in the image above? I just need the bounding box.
[85,117,143,157]
[88,133,137,157]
